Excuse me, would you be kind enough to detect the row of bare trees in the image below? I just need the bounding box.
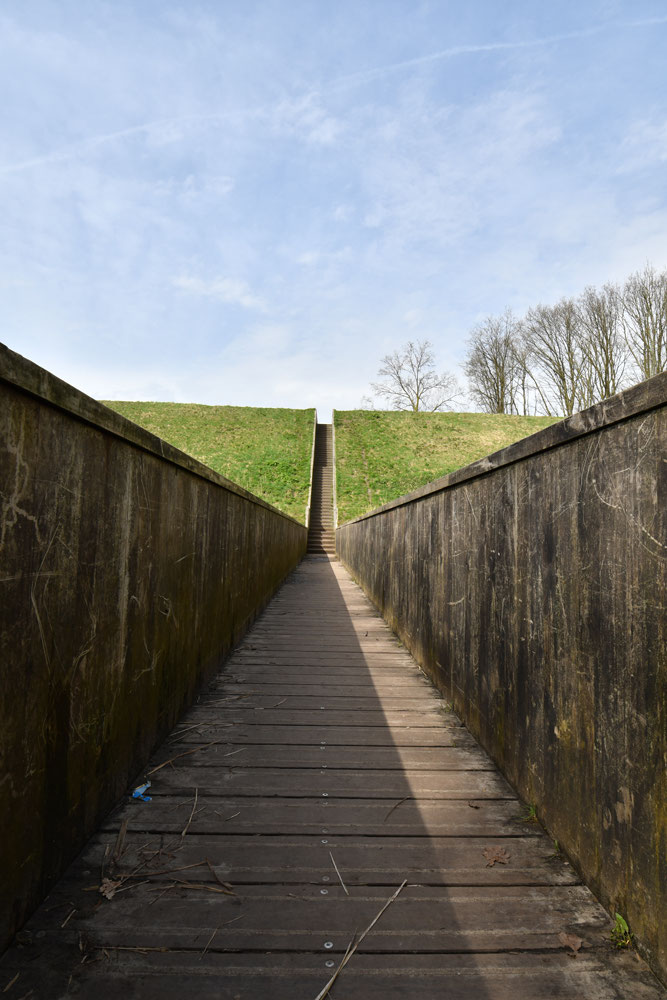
[464,264,667,416]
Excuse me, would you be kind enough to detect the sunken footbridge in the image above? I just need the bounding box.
[1,344,666,998]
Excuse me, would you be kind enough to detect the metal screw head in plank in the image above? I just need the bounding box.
[322,792,328,797]
[320,889,328,895]
[325,960,335,967]
[324,942,333,949]
[322,876,330,881]
[321,839,328,844]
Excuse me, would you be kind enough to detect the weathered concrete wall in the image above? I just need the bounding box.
[0,344,307,952]
[337,374,667,980]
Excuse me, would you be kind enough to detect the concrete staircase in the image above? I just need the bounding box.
[307,423,335,556]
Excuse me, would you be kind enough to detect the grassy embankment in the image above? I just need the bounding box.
[334,410,559,523]
[102,401,315,522]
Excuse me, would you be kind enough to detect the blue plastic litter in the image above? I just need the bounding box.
[132,781,152,802]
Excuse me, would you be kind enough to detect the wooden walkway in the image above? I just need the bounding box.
[2,557,665,998]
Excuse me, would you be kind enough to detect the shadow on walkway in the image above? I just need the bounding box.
[1,557,664,998]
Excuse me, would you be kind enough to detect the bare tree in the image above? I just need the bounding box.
[371,339,461,411]
[514,333,536,416]
[463,310,525,414]
[623,264,667,380]
[578,283,629,401]
[523,298,593,416]
[463,262,666,421]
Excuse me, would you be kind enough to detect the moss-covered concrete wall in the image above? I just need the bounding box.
[337,374,666,981]
[0,344,306,952]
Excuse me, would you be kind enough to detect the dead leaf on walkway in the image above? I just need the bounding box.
[99,879,121,900]
[483,847,511,867]
[558,931,583,957]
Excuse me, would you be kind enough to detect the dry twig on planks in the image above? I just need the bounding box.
[329,852,349,895]
[168,723,208,743]
[112,946,170,954]
[103,860,209,900]
[2,972,20,993]
[112,820,128,863]
[383,796,409,823]
[181,788,198,839]
[198,913,246,957]
[147,739,229,775]
[171,880,234,895]
[313,880,408,999]
[199,926,219,960]
[206,859,234,892]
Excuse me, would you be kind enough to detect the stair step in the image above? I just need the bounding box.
[308,423,336,550]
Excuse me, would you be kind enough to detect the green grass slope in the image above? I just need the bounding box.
[334,409,559,523]
[102,402,315,522]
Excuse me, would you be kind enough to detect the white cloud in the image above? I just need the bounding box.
[173,275,265,310]
[349,89,561,254]
[618,117,667,172]
[271,93,345,146]
[332,204,352,222]
[297,251,320,265]
[237,323,295,357]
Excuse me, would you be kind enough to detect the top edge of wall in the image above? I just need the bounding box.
[0,342,305,526]
[338,371,667,526]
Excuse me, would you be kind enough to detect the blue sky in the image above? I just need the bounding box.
[2,1,667,418]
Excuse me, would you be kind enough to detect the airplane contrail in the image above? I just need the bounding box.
[1,15,664,177]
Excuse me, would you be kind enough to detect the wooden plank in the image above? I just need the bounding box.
[238,631,407,640]
[99,796,541,837]
[145,766,514,799]
[162,727,475,749]
[142,724,473,746]
[195,694,443,711]
[180,709,447,727]
[241,630,410,635]
[236,642,409,652]
[218,669,428,683]
[214,670,432,687]
[231,653,419,663]
[3,948,662,1000]
[76,834,580,886]
[147,743,492,769]
[32,883,611,954]
[208,681,435,695]
[222,654,425,666]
